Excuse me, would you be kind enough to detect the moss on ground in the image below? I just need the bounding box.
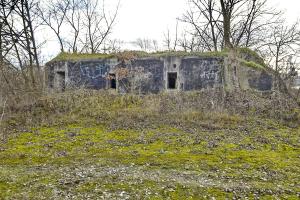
[0,121,299,199]
[0,91,299,199]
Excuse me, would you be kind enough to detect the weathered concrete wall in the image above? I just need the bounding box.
[223,55,273,92]
[46,55,274,93]
[67,59,118,89]
[47,61,68,91]
[247,70,273,91]
[180,57,223,91]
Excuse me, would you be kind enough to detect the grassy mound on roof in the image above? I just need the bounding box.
[50,52,115,62]
[238,48,266,67]
[49,48,267,70]
[49,50,229,62]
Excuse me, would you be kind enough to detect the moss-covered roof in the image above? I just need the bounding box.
[48,48,266,69]
[50,52,115,62]
[48,50,229,63]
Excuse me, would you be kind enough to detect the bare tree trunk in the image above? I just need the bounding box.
[1,0,42,101]
[25,0,40,69]
[21,0,36,89]
[0,23,3,62]
[220,0,233,49]
[208,0,218,51]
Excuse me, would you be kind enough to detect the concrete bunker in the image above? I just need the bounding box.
[46,52,275,93]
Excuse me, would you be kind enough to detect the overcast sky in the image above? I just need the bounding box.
[111,0,300,42]
[42,0,300,60]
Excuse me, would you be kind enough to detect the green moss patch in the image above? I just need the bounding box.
[1,120,299,198]
[1,91,299,199]
[240,59,266,70]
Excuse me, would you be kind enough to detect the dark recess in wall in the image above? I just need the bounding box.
[56,71,66,91]
[168,72,177,89]
[109,73,116,89]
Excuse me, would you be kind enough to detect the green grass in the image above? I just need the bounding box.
[240,59,266,70]
[238,47,266,67]
[0,91,299,199]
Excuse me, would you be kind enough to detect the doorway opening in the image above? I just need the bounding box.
[168,72,177,89]
[56,71,65,91]
[109,73,116,89]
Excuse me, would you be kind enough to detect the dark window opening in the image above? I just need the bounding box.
[56,71,65,91]
[173,64,177,68]
[168,72,177,89]
[49,74,54,88]
[109,73,116,89]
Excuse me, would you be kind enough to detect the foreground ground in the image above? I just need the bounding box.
[0,91,299,199]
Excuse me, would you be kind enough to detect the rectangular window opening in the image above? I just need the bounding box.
[56,71,65,91]
[168,72,177,89]
[109,73,116,89]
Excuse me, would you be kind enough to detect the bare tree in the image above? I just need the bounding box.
[132,38,154,52]
[37,0,70,52]
[37,0,120,54]
[182,0,279,50]
[254,20,300,92]
[105,39,124,53]
[81,0,120,53]
[259,21,300,73]
[178,32,200,52]
[64,0,82,53]
[0,0,43,108]
[163,20,179,51]
[181,0,222,51]
[230,0,280,47]
[219,0,243,48]
[152,40,159,52]
[1,0,41,86]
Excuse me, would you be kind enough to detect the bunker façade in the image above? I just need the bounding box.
[45,51,274,93]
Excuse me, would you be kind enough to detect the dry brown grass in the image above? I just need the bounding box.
[1,88,299,142]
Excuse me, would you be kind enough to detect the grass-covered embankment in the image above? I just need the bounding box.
[0,90,299,199]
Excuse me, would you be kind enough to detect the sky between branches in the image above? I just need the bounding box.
[41,0,300,61]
